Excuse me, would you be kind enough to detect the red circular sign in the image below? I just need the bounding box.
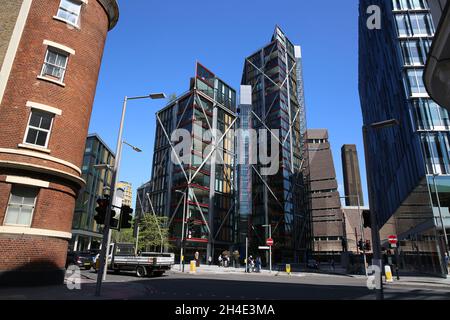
[388,235,398,244]
[266,238,274,246]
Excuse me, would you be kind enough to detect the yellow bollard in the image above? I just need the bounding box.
[190,260,196,274]
[385,265,394,282]
[286,264,291,275]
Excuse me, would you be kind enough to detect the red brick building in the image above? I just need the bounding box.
[0,0,118,285]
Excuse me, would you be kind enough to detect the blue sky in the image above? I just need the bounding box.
[89,0,369,206]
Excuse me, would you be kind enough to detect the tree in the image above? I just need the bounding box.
[137,214,171,252]
[111,226,134,244]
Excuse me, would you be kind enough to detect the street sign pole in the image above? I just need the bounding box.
[269,225,272,273]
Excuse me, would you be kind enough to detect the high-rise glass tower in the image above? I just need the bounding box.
[359,0,450,275]
[148,63,237,261]
[241,26,311,263]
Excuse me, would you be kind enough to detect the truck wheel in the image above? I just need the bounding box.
[136,266,146,278]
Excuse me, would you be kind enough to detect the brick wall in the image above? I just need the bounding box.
[0,234,67,271]
[0,0,114,284]
[0,0,23,68]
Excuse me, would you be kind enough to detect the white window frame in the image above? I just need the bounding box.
[40,47,69,84]
[55,0,83,28]
[3,185,38,227]
[23,109,55,149]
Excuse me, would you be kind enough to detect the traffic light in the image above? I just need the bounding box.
[94,198,109,225]
[362,210,371,228]
[365,240,371,251]
[358,239,364,251]
[110,208,120,229]
[120,205,133,229]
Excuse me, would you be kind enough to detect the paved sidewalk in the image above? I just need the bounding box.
[384,275,450,289]
[172,264,359,279]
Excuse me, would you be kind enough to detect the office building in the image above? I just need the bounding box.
[71,134,115,252]
[117,181,132,207]
[148,63,237,261]
[307,129,344,259]
[359,0,449,275]
[0,0,118,285]
[241,26,311,263]
[424,0,450,110]
[341,144,364,207]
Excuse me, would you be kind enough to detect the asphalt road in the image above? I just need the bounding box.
[74,269,450,300]
[1,269,449,300]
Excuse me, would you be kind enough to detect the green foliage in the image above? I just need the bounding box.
[111,227,134,244]
[137,214,172,252]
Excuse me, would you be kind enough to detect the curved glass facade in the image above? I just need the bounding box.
[359,0,449,275]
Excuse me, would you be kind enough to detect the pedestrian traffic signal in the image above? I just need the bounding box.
[94,198,109,225]
[120,205,133,229]
[362,210,371,228]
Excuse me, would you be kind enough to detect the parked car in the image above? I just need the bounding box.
[66,251,93,270]
[307,259,319,269]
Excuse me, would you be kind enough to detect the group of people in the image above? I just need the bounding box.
[217,254,230,267]
[246,256,262,273]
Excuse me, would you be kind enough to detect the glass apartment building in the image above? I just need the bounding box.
[237,86,253,256]
[148,63,237,261]
[359,0,449,275]
[71,134,115,252]
[241,27,311,263]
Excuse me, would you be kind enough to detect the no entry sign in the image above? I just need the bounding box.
[388,235,398,245]
[266,238,274,247]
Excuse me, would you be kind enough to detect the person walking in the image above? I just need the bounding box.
[208,255,212,266]
[445,252,449,275]
[330,258,335,272]
[218,254,223,267]
[256,256,262,273]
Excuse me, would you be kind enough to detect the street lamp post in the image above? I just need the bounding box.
[95,93,166,297]
[262,224,272,273]
[363,118,399,301]
[176,189,187,272]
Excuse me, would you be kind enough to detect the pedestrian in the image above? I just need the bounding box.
[218,254,223,267]
[445,252,449,274]
[248,256,255,273]
[256,256,262,273]
[330,258,335,272]
[208,255,212,266]
[195,251,200,267]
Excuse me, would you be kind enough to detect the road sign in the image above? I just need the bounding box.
[266,238,274,246]
[259,246,270,250]
[388,235,398,245]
